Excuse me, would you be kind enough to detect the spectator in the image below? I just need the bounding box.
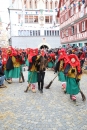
[0,56,6,88]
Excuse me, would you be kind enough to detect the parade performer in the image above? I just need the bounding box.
[5,47,14,83]
[15,49,25,82]
[36,50,48,93]
[64,54,82,101]
[55,49,69,92]
[25,48,30,67]
[2,49,8,80]
[25,48,38,93]
[78,49,85,68]
[47,53,55,70]
[5,47,24,83]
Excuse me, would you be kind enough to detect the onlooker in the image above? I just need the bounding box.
[0,57,6,88]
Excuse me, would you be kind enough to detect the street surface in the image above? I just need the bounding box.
[0,69,87,130]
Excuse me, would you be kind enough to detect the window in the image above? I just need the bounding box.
[82,21,85,31]
[46,1,48,9]
[45,16,49,23]
[61,16,64,23]
[56,16,58,23]
[18,15,21,23]
[35,30,38,36]
[38,30,40,36]
[50,16,52,23]
[62,32,64,38]
[33,31,35,36]
[34,16,38,23]
[44,30,46,36]
[78,1,81,11]
[50,1,52,9]
[21,31,24,36]
[62,45,66,48]
[55,1,58,8]
[66,30,68,36]
[71,26,74,35]
[23,30,26,36]
[56,31,59,36]
[50,30,51,36]
[30,1,32,9]
[77,24,79,33]
[55,31,56,36]
[47,30,49,36]
[29,16,33,23]
[52,30,54,36]
[70,7,74,16]
[79,43,82,47]
[12,0,15,4]
[18,30,21,36]
[26,30,29,36]
[44,30,59,36]
[35,1,37,9]
[30,30,33,36]
[65,13,68,21]
[24,0,26,5]
[25,15,28,23]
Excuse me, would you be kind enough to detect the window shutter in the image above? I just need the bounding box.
[79,23,82,32]
[70,0,74,3]
[74,25,77,35]
[85,20,87,30]
[68,10,70,19]
[69,27,72,36]
[78,1,81,11]
[68,28,70,36]
[60,31,62,38]
[66,12,68,20]
[63,15,65,22]
[85,0,87,7]
[60,17,62,24]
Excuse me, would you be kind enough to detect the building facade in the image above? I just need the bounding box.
[0,17,9,48]
[57,0,87,48]
[8,0,60,49]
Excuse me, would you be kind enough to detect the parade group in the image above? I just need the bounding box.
[0,45,87,102]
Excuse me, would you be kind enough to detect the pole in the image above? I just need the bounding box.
[8,8,12,46]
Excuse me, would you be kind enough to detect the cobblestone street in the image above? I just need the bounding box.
[0,70,87,130]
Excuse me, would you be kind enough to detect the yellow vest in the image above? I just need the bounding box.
[59,60,64,71]
[67,67,81,79]
[30,64,37,71]
[12,56,20,67]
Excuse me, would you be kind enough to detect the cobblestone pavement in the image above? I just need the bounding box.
[0,69,87,130]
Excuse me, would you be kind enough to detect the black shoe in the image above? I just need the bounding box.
[40,89,43,93]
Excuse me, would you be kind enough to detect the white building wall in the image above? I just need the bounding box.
[9,0,60,48]
[10,9,59,37]
[12,36,61,49]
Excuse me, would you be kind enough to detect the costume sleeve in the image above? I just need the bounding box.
[55,60,60,72]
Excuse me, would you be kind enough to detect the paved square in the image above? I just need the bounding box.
[0,70,87,130]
